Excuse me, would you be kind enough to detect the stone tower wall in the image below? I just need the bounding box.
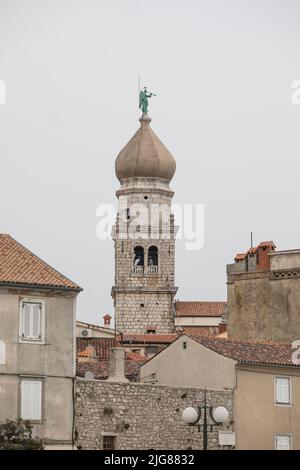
[114,291,175,333]
[112,177,177,334]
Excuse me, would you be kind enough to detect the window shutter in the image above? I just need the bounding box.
[32,304,41,338]
[21,380,42,420]
[22,302,42,339]
[21,381,31,418]
[276,435,291,450]
[276,377,290,404]
[22,303,31,338]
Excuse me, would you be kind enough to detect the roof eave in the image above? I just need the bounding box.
[237,360,299,369]
[175,314,223,318]
[0,281,83,293]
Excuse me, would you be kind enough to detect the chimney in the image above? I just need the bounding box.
[77,345,98,363]
[107,347,129,383]
[103,313,112,327]
[218,323,227,334]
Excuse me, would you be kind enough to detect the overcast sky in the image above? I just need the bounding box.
[1,0,300,326]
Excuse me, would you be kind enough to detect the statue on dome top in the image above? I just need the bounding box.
[139,87,156,114]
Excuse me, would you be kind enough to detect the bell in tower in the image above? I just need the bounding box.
[111,99,178,334]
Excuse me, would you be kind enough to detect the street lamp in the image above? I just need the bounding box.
[182,389,229,450]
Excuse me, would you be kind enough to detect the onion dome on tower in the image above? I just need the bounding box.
[115,114,176,182]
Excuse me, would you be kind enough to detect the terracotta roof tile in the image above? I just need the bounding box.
[235,241,276,261]
[179,326,220,336]
[175,301,226,317]
[259,241,276,249]
[77,337,119,359]
[0,234,81,291]
[125,351,147,362]
[247,247,258,255]
[76,359,144,381]
[121,333,179,344]
[234,253,247,261]
[76,337,147,381]
[78,349,91,358]
[188,336,299,367]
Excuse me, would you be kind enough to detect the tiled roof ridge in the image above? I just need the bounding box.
[185,334,298,367]
[175,301,226,317]
[188,334,291,347]
[120,333,179,345]
[0,234,81,290]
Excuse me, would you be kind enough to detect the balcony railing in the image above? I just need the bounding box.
[133,265,159,275]
[147,265,158,274]
[133,266,144,274]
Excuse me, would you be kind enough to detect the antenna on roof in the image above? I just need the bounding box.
[138,74,141,102]
[250,231,253,248]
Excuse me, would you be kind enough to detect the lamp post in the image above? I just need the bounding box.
[182,389,229,450]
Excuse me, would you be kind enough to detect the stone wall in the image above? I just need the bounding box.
[227,271,300,342]
[75,378,233,450]
[227,249,300,342]
[114,291,175,333]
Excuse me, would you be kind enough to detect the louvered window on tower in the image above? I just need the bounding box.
[21,302,43,341]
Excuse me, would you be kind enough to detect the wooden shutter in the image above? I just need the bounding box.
[276,377,290,404]
[32,304,41,338]
[22,303,31,338]
[22,302,41,339]
[21,380,42,420]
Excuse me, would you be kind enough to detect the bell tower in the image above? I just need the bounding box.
[111,112,178,334]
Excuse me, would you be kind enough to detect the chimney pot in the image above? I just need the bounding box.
[103,313,111,326]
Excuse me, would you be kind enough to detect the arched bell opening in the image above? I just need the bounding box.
[148,246,158,274]
[133,246,144,274]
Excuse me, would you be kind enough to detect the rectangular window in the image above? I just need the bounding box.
[20,299,44,342]
[21,379,42,421]
[103,436,115,450]
[275,377,291,405]
[275,435,291,450]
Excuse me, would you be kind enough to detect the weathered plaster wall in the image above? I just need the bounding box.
[227,251,300,342]
[175,317,221,327]
[227,273,300,342]
[76,378,233,450]
[0,287,76,444]
[235,365,300,449]
[0,288,75,377]
[0,340,5,364]
[140,336,236,390]
[0,375,74,442]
